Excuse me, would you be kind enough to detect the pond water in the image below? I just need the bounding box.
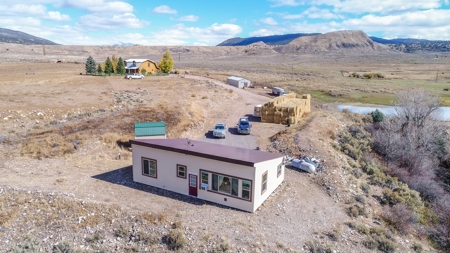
[337,105,450,121]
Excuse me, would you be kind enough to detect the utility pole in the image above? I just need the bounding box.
[436,69,439,83]
[43,44,46,56]
[179,52,180,62]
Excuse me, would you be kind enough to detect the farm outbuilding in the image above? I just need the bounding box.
[227,76,252,88]
[124,59,158,75]
[134,122,166,139]
[129,138,285,212]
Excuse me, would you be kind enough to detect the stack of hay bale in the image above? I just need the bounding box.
[261,93,311,124]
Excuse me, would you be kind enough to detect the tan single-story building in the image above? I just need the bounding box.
[129,138,285,212]
[124,59,158,74]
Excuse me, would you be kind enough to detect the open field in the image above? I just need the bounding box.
[0,45,449,252]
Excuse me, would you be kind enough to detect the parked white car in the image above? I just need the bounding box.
[125,73,144,80]
[213,123,227,138]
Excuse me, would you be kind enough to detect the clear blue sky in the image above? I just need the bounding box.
[1,0,450,45]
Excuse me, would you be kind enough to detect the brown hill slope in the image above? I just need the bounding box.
[277,30,393,54]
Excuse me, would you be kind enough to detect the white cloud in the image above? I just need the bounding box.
[0,17,42,27]
[76,13,149,31]
[303,6,339,19]
[0,4,46,16]
[342,9,450,28]
[260,17,278,25]
[150,23,242,45]
[282,13,304,19]
[177,15,199,22]
[334,0,442,14]
[269,0,303,7]
[153,5,177,14]
[60,0,133,14]
[249,29,276,36]
[45,11,71,21]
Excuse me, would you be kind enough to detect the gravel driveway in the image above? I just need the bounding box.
[180,74,284,149]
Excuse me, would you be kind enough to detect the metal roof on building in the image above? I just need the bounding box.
[227,76,248,81]
[134,122,166,137]
[130,138,284,166]
[125,59,150,63]
[125,62,142,70]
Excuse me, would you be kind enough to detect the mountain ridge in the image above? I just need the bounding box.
[0,28,58,45]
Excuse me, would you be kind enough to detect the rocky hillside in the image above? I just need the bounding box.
[389,41,450,53]
[276,30,393,54]
[217,33,320,46]
[0,28,57,45]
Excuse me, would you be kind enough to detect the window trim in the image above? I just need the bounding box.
[199,169,252,202]
[176,164,187,179]
[277,164,282,178]
[141,157,157,178]
[261,171,268,195]
[241,180,251,200]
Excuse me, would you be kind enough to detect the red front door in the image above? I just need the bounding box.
[189,174,198,197]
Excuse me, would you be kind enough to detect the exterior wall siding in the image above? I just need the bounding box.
[132,144,271,212]
[139,61,158,74]
[252,158,285,211]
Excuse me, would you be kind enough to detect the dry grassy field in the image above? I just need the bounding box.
[1,45,449,252]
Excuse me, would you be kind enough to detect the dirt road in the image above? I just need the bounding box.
[179,74,286,149]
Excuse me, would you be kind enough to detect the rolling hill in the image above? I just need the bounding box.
[276,30,392,54]
[0,28,58,45]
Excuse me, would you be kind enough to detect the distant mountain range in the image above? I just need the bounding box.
[1,27,450,53]
[0,28,58,45]
[217,33,321,46]
[217,33,450,53]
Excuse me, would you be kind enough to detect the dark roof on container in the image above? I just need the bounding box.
[129,138,283,167]
[134,122,166,137]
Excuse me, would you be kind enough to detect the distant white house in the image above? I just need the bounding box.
[130,138,285,212]
[227,76,252,88]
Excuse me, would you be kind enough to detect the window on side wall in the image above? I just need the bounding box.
[277,164,282,178]
[242,180,251,200]
[142,158,157,178]
[177,164,186,179]
[261,171,268,194]
[201,171,208,190]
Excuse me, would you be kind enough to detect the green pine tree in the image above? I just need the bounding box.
[116,57,126,75]
[85,56,96,75]
[97,64,103,75]
[158,50,174,73]
[371,109,384,123]
[104,57,113,76]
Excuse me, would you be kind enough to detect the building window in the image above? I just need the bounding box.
[142,158,157,178]
[206,170,250,201]
[242,180,251,200]
[148,62,150,67]
[177,164,186,179]
[201,171,208,190]
[261,171,268,194]
[277,164,282,178]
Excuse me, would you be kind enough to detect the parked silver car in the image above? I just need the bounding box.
[213,123,227,138]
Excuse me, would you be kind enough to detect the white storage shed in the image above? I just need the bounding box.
[227,76,252,88]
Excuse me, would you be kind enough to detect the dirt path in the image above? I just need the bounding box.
[179,74,286,149]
